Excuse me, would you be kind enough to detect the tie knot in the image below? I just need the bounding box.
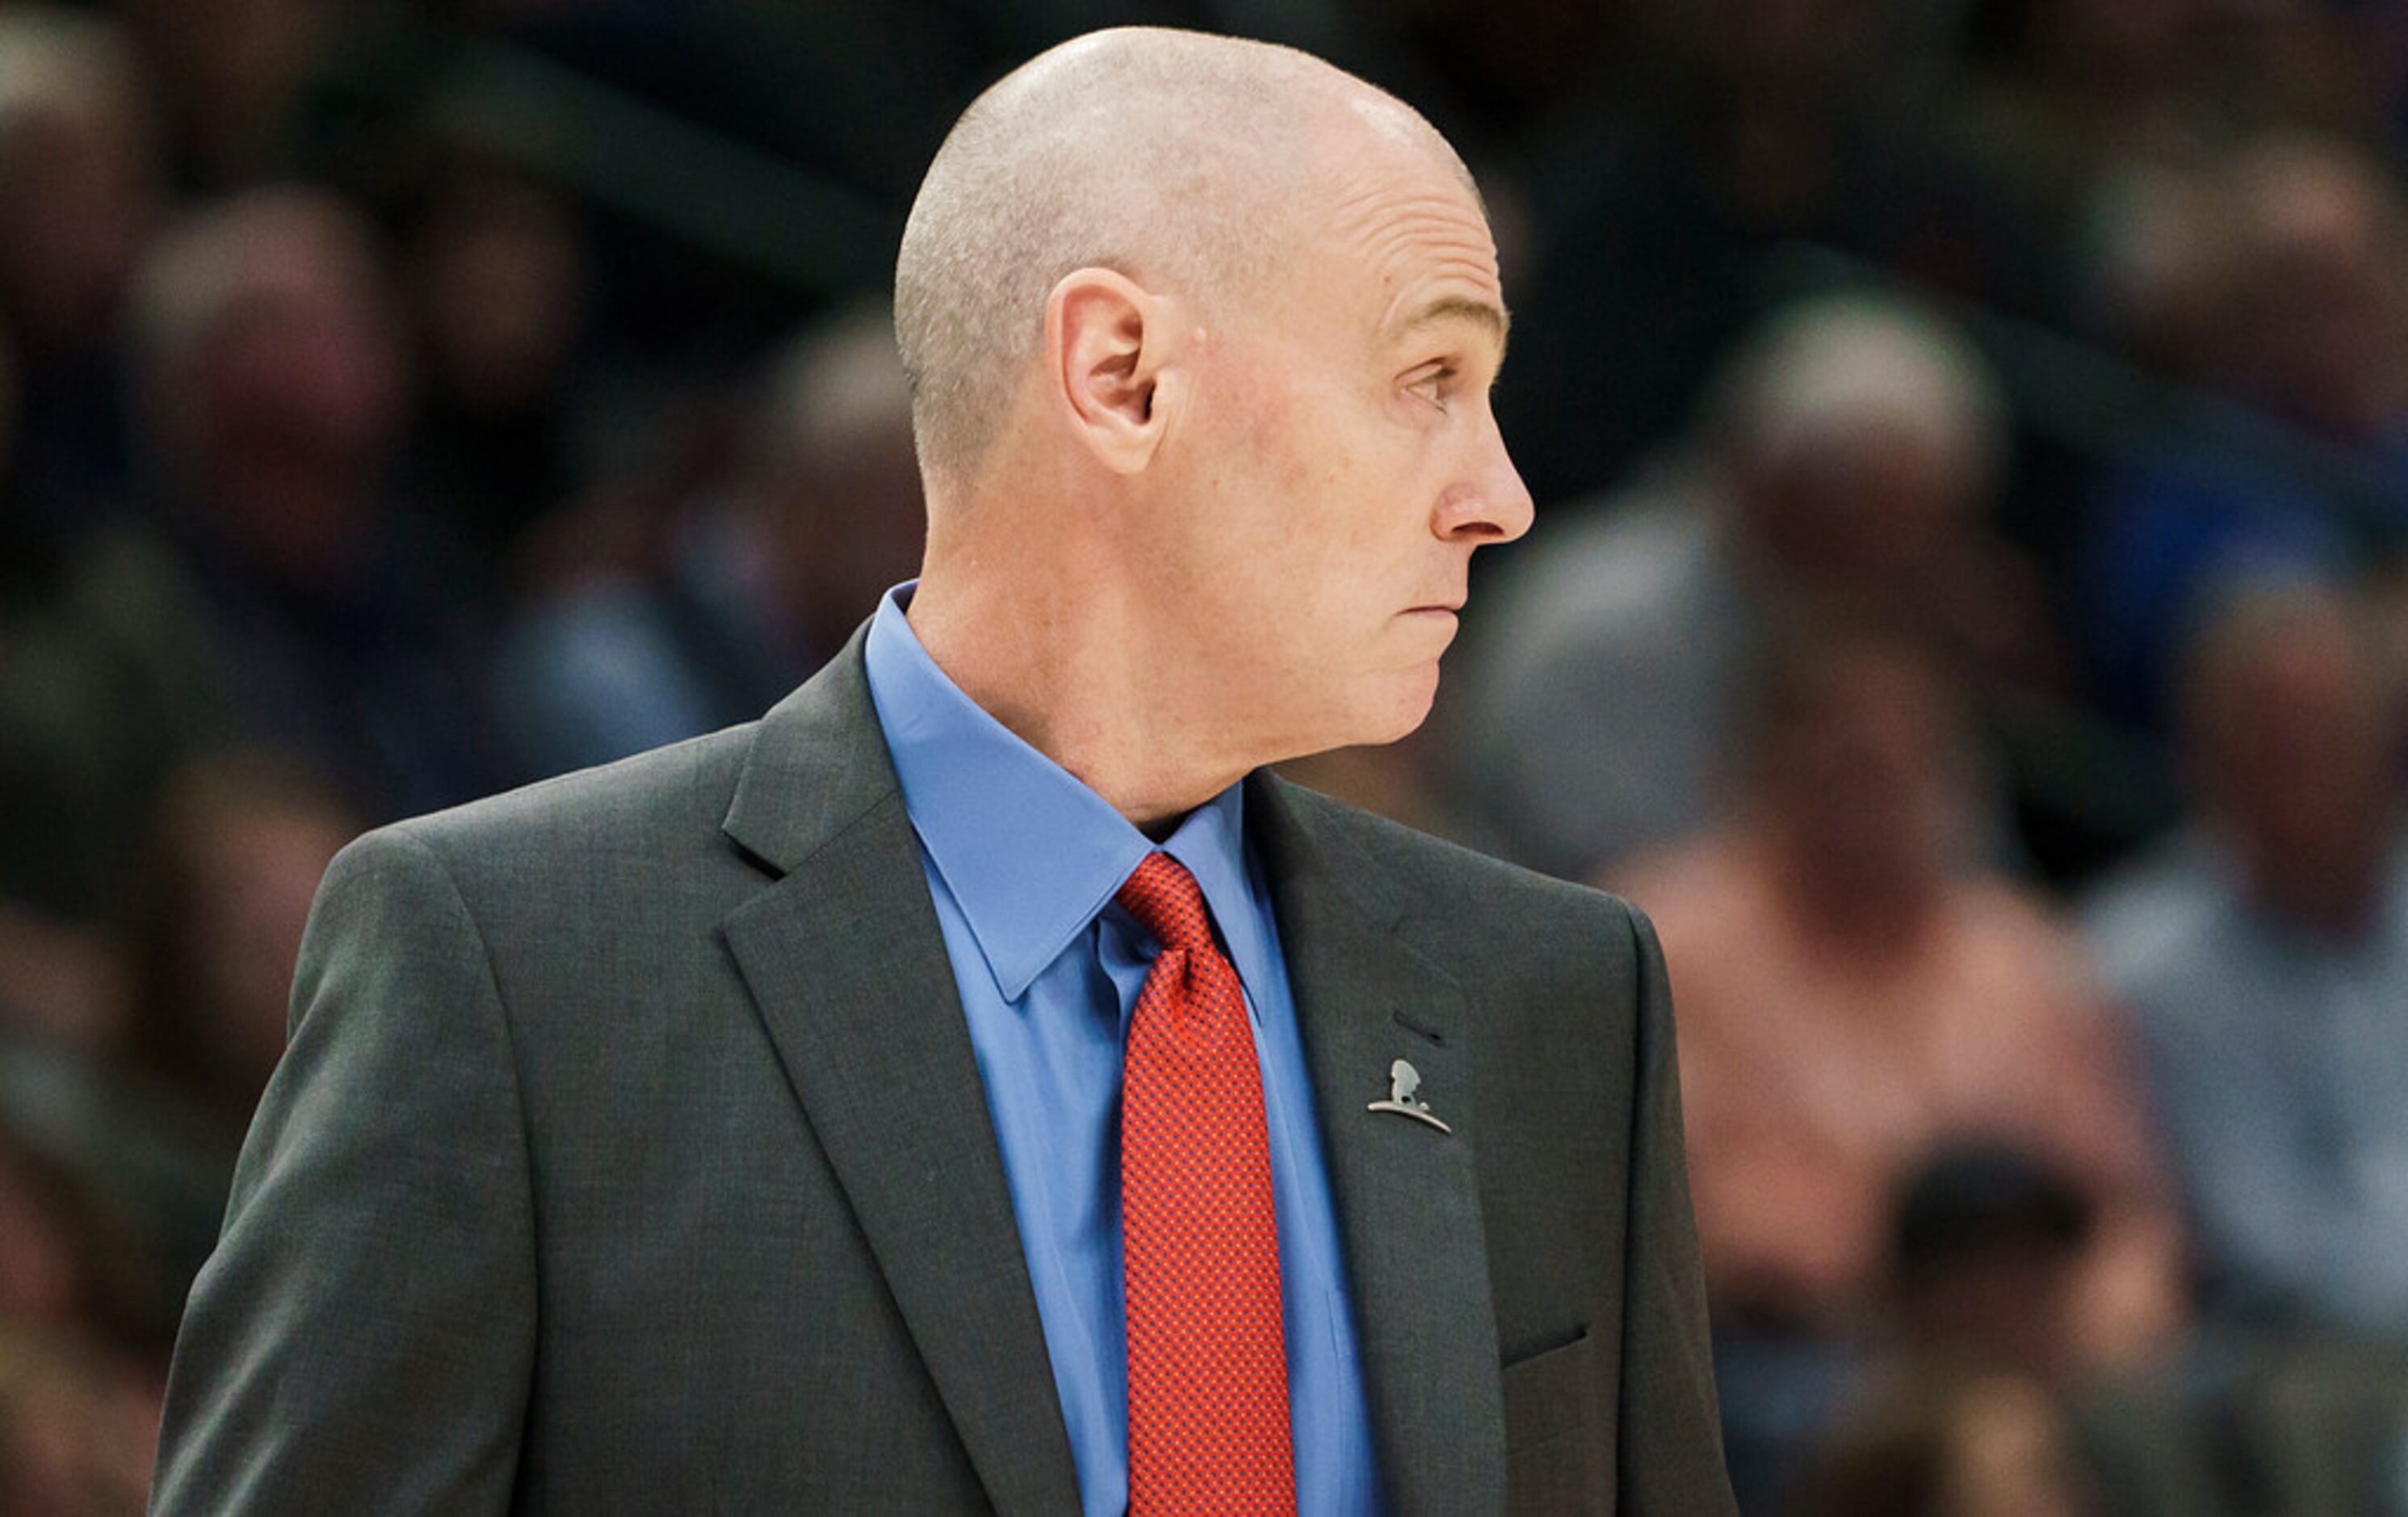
[1116,851,1215,956]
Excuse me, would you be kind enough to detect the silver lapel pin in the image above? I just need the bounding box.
[1367,1058,1453,1134]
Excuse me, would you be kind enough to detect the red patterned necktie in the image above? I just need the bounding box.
[1116,851,1297,1516]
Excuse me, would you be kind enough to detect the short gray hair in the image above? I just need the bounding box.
[1709,292,2009,494]
[125,187,391,452]
[750,302,912,481]
[895,29,1389,484]
[0,6,143,137]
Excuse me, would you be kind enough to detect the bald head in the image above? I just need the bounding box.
[895,27,1468,486]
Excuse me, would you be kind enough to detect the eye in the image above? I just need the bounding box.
[1407,363,1457,411]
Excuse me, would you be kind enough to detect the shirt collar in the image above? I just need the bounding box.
[862,583,1271,1002]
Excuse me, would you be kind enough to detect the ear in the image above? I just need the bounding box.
[1044,267,1187,476]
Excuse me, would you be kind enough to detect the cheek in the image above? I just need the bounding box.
[1235,363,1357,496]
[1185,363,1430,658]
[1203,387,1360,581]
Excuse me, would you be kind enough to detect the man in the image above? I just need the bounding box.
[0,186,487,927]
[151,28,1733,1515]
[2074,136,2408,728]
[490,305,925,780]
[1615,618,2175,1358]
[1454,292,2026,881]
[2087,578,2408,1335]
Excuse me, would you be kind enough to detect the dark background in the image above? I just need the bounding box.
[4,1,2408,1511]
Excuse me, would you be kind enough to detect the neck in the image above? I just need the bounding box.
[907,527,1254,832]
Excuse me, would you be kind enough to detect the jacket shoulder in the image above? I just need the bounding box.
[351,722,763,890]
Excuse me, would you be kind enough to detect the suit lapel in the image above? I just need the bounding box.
[1252,775,1507,1516]
[719,639,1080,1517]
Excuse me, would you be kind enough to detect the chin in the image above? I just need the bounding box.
[1347,663,1442,749]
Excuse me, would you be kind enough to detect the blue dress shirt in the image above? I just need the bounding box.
[862,585,1380,1516]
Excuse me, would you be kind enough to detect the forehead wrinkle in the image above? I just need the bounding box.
[1329,190,1501,316]
[1310,95,1490,228]
[1353,202,1505,341]
[1358,216,1500,293]
[1358,206,1497,269]
[1330,184,1493,262]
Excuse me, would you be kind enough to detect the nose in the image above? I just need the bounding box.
[1432,412,1535,546]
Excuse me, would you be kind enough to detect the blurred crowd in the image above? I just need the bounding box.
[3,0,2408,1511]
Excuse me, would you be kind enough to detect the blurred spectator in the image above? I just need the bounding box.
[1739,1146,2109,1517]
[0,186,499,921]
[1614,615,2178,1356]
[0,740,359,1368]
[2075,154,2234,384]
[120,184,492,801]
[0,6,160,548]
[1889,1146,2101,1389]
[124,750,358,1142]
[2087,578,2408,1335]
[1495,0,2057,504]
[1789,1370,2099,1517]
[0,523,216,925]
[129,184,411,599]
[2193,3,2397,149]
[401,158,591,555]
[1946,0,2216,242]
[490,303,921,777]
[90,750,361,1322]
[1458,292,2041,880]
[2223,137,2408,446]
[0,0,2397,1505]
[0,1128,92,1334]
[0,906,128,1058]
[0,1084,192,1353]
[0,1324,157,1516]
[2078,1334,2408,1517]
[1949,0,2387,248]
[2076,133,2408,721]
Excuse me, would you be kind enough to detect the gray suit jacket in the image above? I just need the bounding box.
[151,634,1733,1515]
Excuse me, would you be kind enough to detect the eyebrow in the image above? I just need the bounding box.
[1391,296,1512,362]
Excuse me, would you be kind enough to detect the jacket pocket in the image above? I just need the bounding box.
[1503,1328,1609,1515]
